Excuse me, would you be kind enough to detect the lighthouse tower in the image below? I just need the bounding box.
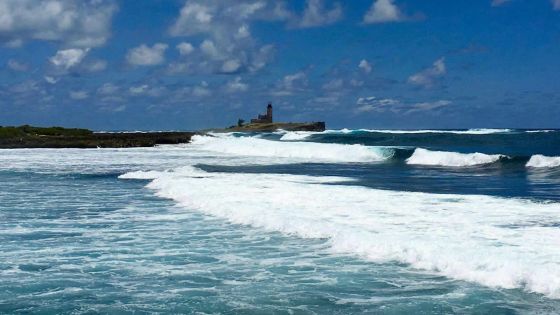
[266,103,273,123]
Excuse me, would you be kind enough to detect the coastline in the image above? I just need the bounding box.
[0,129,195,149]
[0,122,325,149]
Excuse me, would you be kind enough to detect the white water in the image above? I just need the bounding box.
[121,166,560,299]
[527,155,560,168]
[325,128,513,135]
[190,135,391,163]
[407,148,505,167]
[279,131,316,141]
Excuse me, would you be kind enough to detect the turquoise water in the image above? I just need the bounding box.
[1,129,560,314]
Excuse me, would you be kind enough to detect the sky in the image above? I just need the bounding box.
[1,0,559,131]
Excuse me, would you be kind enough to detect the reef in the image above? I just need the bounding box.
[0,126,194,149]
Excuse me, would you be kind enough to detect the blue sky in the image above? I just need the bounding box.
[1,0,559,130]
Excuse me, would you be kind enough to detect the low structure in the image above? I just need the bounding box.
[251,103,273,124]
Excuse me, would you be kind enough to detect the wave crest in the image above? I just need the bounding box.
[407,148,505,167]
[527,155,560,168]
[190,135,392,163]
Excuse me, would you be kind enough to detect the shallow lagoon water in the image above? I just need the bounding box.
[1,129,560,314]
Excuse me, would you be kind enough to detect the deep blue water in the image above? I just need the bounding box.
[1,129,559,314]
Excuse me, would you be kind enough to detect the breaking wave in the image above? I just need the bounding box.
[327,128,513,135]
[121,166,560,299]
[527,155,560,168]
[190,135,392,163]
[407,148,506,167]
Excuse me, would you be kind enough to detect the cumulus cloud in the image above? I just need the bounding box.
[192,81,211,97]
[97,83,119,95]
[221,59,242,73]
[364,0,404,23]
[272,71,308,96]
[177,42,194,55]
[0,0,117,48]
[359,59,372,74]
[169,1,288,74]
[7,59,28,71]
[298,0,343,28]
[49,48,89,69]
[225,76,249,93]
[126,43,168,66]
[408,57,446,88]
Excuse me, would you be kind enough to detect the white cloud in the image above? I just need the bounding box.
[408,57,446,88]
[177,42,194,55]
[298,0,343,28]
[553,0,560,10]
[355,96,451,114]
[200,39,221,60]
[126,43,168,66]
[221,59,242,73]
[272,71,308,96]
[69,90,89,100]
[83,59,107,72]
[0,0,117,48]
[363,0,404,24]
[129,85,149,95]
[44,76,58,84]
[49,48,89,69]
[407,100,451,114]
[192,81,211,97]
[7,59,28,71]
[322,79,344,90]
[356,96,400,113]
[169,1,290,74]
[235,24,251,39]
[98,83,119,95]
[359,59,372,74]
[226,76,249,93]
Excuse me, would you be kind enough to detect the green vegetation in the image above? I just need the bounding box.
[0,125,92,138]
[0,125,193,148]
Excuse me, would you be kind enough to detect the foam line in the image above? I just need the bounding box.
[122,166,560,299]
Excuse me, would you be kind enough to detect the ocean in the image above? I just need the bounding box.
[1,128,559,314]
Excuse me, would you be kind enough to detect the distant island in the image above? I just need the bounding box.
[0,103,325,148]
[219,103,326,133]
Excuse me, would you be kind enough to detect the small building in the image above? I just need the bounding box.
[250,103,273,124]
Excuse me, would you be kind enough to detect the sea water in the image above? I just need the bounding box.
[1,129,560,314]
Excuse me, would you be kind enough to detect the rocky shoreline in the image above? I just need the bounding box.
[0,122,325,149]
[0,126,195,149]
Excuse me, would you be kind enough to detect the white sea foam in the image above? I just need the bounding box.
[407,148,505,167]
[526,155,560,168]
[325,128,513,135]
[121,166,560,298]
[279,131,316,141]
[190,135,391,163]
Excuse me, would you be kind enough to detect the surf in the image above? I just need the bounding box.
[121,166,560,299]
